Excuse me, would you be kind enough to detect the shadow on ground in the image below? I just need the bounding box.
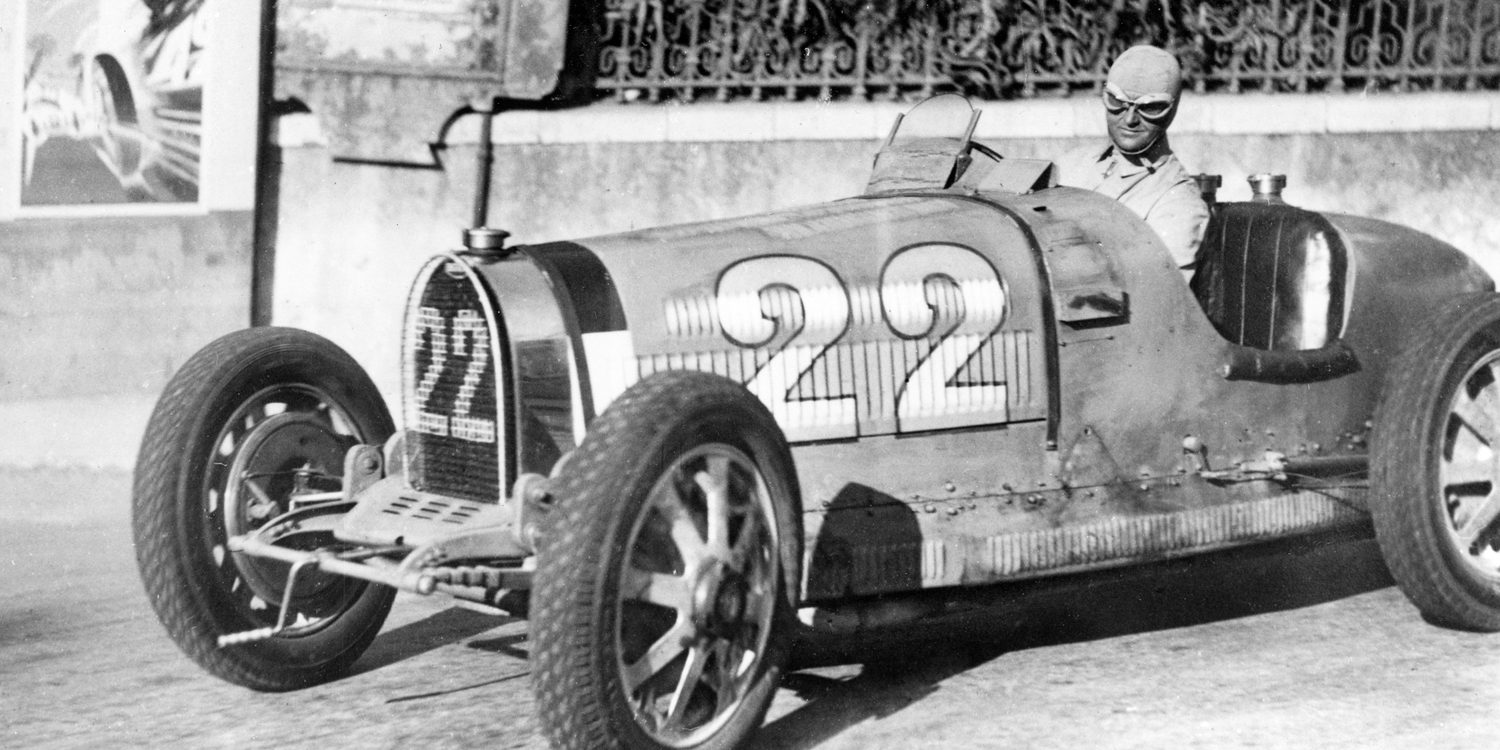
[754,527,1394,749]
[336,527,1394,748]
[355,607,512,674]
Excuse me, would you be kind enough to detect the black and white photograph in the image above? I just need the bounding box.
[4,1,1500,748]
[21,0,208,206]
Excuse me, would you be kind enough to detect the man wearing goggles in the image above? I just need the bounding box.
[1103,82,1176,125]
[1055,45,1208,280]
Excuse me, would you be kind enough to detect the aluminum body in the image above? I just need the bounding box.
[394,170,1489,602]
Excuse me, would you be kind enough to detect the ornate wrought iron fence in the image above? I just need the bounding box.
[596,0,1500,102]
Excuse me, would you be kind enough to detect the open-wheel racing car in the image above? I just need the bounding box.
[134,95,1500,749]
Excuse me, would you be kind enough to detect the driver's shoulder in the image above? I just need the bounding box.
[1052,142,1110,187]
[1152,150,1199,185]
[1147,154,1208,210]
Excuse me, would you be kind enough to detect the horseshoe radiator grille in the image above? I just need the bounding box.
[402,257,508,504]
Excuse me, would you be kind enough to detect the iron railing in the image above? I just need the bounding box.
[597,0,1500,102]
[276,1,1500,103]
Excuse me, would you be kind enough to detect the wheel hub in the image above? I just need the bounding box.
[691,560,748,636]
[610,440,783,747]
[225,412,350,606]
[714,575,748,626]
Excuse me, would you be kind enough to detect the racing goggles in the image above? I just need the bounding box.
[1102,82,1176,122]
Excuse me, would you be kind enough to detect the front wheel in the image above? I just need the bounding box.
[1371,293,1500,631]
[133,327,397,690]
[531,371,802,750]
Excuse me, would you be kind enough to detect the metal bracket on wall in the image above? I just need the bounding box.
[330,104,474,171]
[330,97,557,249]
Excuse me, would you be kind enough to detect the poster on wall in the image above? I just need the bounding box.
[20,0,207,207]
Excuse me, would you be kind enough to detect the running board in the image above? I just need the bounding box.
[803,489,1369,600]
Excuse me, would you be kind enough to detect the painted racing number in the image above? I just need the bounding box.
[716,256,857,434]
[412,306,496,444]
[706,243,1011,439]
[881,244,1009,430]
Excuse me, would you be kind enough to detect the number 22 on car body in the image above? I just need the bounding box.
[711,243,1012,441]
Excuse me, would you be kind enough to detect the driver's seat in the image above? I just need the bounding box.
[1190,202,1347,351]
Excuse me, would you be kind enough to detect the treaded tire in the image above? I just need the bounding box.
[133,327,397,690]
[1371,292,1500,631]
[531,371,802,750]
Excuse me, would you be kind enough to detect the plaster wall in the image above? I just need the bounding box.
[5,88,1492,406]
[271,105,1500,411]
[0,214,252,400]
[0,0,263,402]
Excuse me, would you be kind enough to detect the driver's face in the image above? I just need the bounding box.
[1106,104,1168,156]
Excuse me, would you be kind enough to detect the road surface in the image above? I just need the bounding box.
[21,138,129,206]
[3,467,1497,749]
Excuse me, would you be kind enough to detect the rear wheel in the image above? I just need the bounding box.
[1371,293,1500,631]
[133,327,397,690]
[531,371,801,749]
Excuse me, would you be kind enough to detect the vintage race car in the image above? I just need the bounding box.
[134,95,1500,749]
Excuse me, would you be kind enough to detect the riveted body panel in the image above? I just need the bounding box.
[446,179,1488,599]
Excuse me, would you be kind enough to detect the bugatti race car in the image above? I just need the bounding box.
[134,95,1500,749]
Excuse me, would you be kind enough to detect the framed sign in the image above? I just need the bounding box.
[10,0,259,216]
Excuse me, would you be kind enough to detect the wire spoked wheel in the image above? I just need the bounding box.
[532,371,801,750]
[616,443,779,745]
[1372,292,1500,631]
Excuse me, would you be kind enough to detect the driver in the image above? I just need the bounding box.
[1055,45,1209,280]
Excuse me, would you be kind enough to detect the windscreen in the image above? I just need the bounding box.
[867,94,983,192]
[887,93,979,144]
